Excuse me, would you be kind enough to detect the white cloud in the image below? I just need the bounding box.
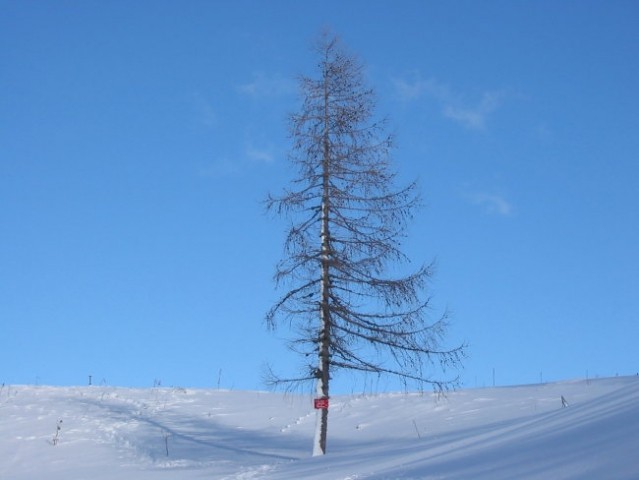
[443,105,486,130]
[393,77,429,100]
[393,76,505,131]
[466,192,514,216]
[443,91,503,130]
[246,146,274,163]
[237,72,296,98]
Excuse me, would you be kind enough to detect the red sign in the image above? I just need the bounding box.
[314,397,329,409]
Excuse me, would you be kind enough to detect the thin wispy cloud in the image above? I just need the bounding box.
[237,72,297,98]
[198,144,277,179]
[190,92,218,128]
[198,158,241,178]
[393,76,505,131]
[393,77,431,100]
[246,146,274,163]
[443,91,503,130]
[466,192,514,216]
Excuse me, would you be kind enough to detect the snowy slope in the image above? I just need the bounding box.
[1,376,638,479]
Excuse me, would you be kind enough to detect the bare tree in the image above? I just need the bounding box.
[266,33,465,456]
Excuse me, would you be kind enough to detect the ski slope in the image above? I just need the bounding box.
[2,376,638,479]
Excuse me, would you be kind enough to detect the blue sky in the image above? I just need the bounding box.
[1,1,637,392]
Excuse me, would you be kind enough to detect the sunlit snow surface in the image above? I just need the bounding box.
[2,376,638,479]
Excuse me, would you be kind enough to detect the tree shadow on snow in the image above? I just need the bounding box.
[72,394,309,469]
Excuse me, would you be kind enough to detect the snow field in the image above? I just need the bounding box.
[1,376,638,479]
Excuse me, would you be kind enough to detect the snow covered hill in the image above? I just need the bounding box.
[2,376,638,479]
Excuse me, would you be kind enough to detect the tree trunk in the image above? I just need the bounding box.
[313,80,331,457]
[313,187,331,455]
